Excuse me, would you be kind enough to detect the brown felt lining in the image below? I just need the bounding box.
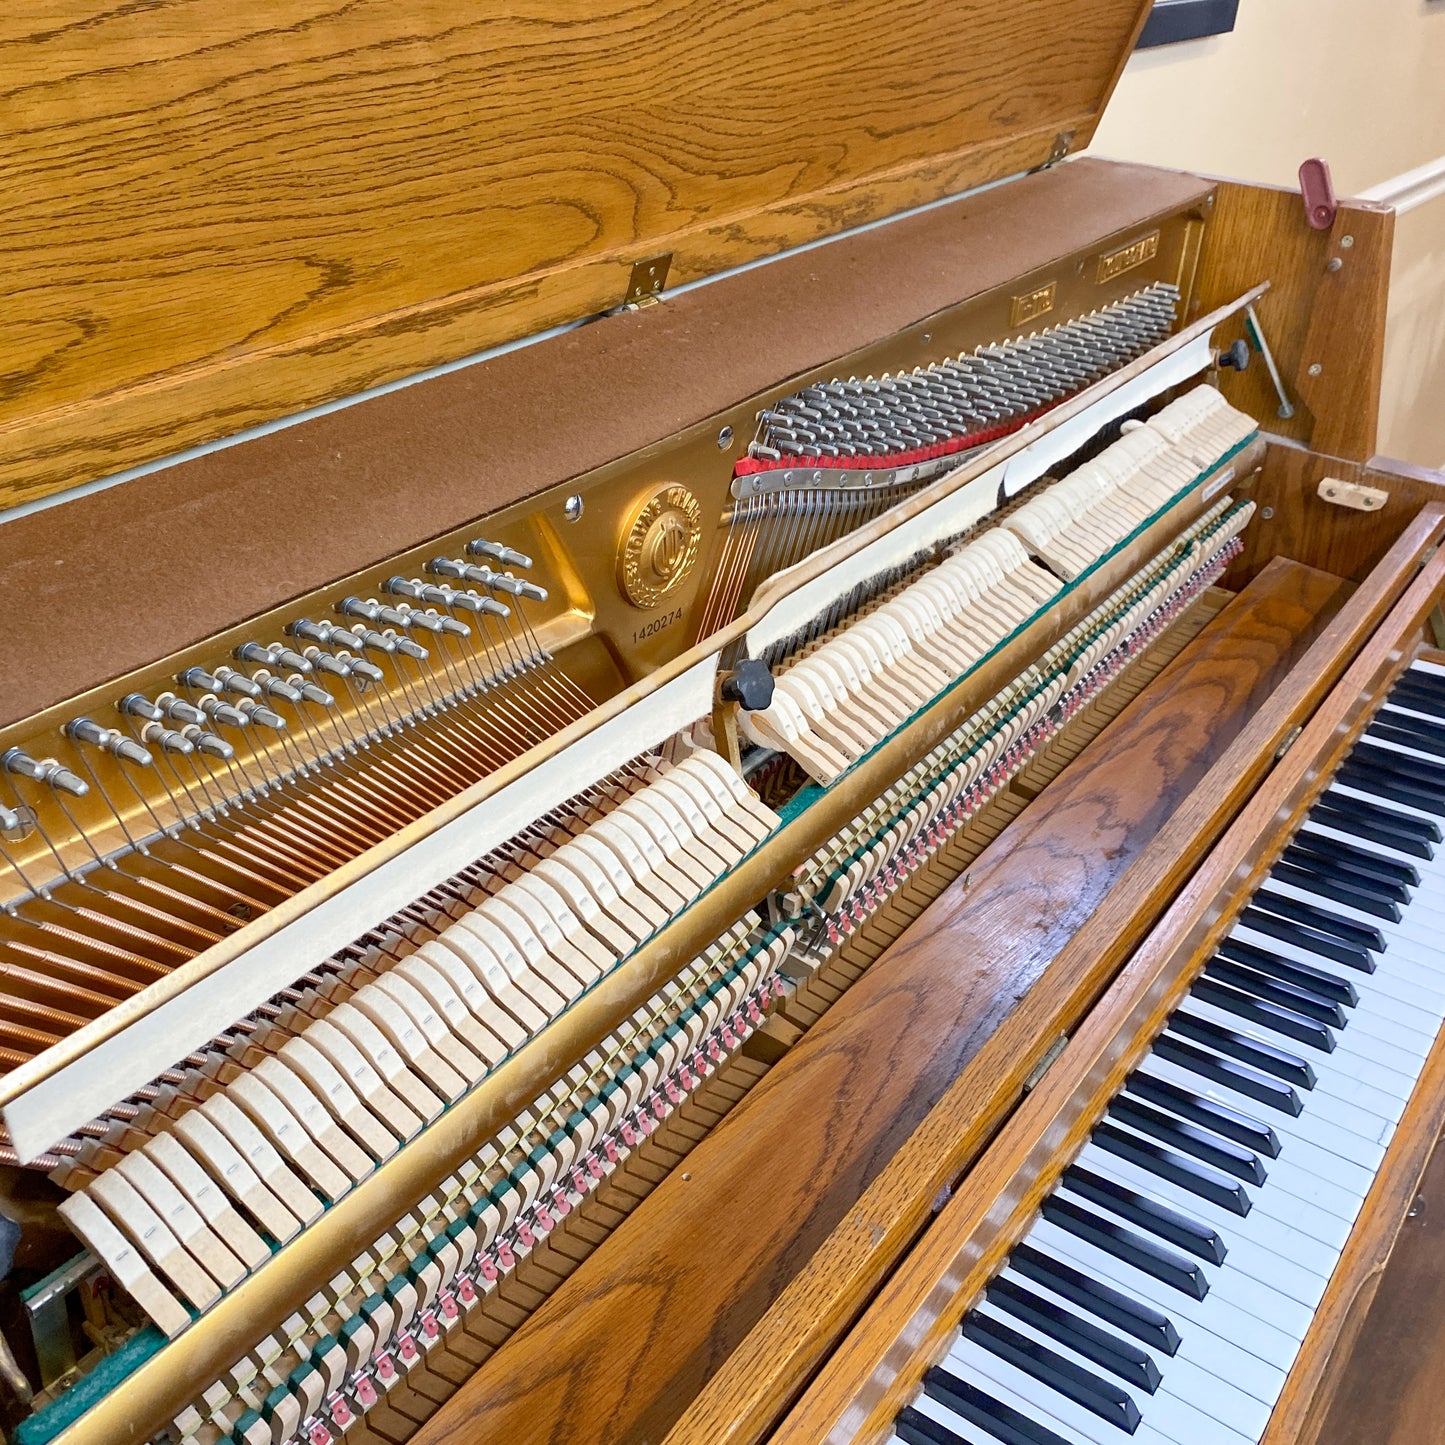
[0,159,1209,728]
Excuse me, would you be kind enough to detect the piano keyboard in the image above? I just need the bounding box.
[890,659,1445,1445]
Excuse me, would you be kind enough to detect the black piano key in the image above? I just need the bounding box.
[1376,700,1445,744]
[1009,1244,1181,1356]
[1289,830,1419,888]
[1168,1011,1316,1089]
[897,1404,974,1445]
[1370,714,1445,761]
[964,1313,1143,1433]
[1393,668,1445,706]
[1249,888,1387,952]
[986,1276,1162,1393]
[1064,1164,1227,1264]
[1318,787,1441,845]
[1151,1034,1304,1116]
[1269,858,1404,920]
[1042,1195,1210,1299]
[1354,738,1445,790]
[1310,803,1435,859]
[1213,937,1359,1006]
[1236,905,1376,972]
[1189,978,1337,1053]
[1092,1120,1252,1216]
[1338,759,1445,818]
[1107,1096,1268,1183]
[923,1371,1073,1445]
[1279,843,1413,901]
[1204,957,1349,1028]
[1125,1069,1282,1157]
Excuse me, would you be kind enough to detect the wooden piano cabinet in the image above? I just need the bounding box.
[1195,182,1394,463]
[410,510,1444,1445]
[767,505,1445,1445]
[1314,1111,1445,1444]
[1231,442,1445,588]
[0,0,1156,509]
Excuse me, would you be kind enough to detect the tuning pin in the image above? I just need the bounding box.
[239,700,287,731]
[66,718,153,767]
[287,618,331,645]
[290,676,336,708]
[465,539,533,569]
[1,748,89,797]
[178,666,223,692]
[338,596,382,623]
[258,675,304,706]
[140,723,195,757]
[0,803,24,836]
[118,693,165,723]
[384,631,430,662]
[181,727,235,762]
[336,652,385,685]
[161,696,207,727]
[213,667,262,699]
[447,590,509,620]
[199,697,249,730]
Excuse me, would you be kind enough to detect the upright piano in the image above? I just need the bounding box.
[0,4,1441,1445]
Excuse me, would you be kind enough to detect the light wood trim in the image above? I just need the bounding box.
[1196,184,1395,461]
[0,0,1154,508]
[769,508,1445,1445]
[663,505,1445,1445]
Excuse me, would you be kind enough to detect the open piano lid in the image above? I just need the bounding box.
[1,0,1155,509]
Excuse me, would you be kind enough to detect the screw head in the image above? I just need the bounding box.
[1262,506,1275,520]
[1307,363,1323,377]
[717,425,734,450]
[1340,235,1354,249]
[921,333,932,344]
[563,494,584,522]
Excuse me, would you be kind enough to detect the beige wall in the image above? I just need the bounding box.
[1090,0,1445,466]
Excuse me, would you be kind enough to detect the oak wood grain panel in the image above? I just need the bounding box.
[1194,183,1394,461]
[411,555,1353,1445]
[771,510,1445,1445]
[0,0,1152,506]
[1229,438,1445,586]
[1313,1129,1445,1445]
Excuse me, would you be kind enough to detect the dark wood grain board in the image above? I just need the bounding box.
[0,0,1153,506]
[411,556,1349,1445]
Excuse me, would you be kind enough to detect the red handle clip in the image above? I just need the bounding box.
[1299,158,1337,230]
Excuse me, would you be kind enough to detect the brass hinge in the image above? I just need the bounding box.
[1274,724,1304,760]
[1043,131,1075,167]
[623,253,672,308]
[1022,1033,1069,1092]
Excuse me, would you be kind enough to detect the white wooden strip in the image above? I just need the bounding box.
[2,654,718,1164]
[1359,155,1445,215]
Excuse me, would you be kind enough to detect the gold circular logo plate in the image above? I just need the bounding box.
[618,484,702,609]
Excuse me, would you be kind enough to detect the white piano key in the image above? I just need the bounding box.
[1070,1144,1339,1284]
[1030,1214,1314,1343]
[972,1296,1273,1439]
[949,1329,1256,1445]
[1138,1051,1391,1165]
